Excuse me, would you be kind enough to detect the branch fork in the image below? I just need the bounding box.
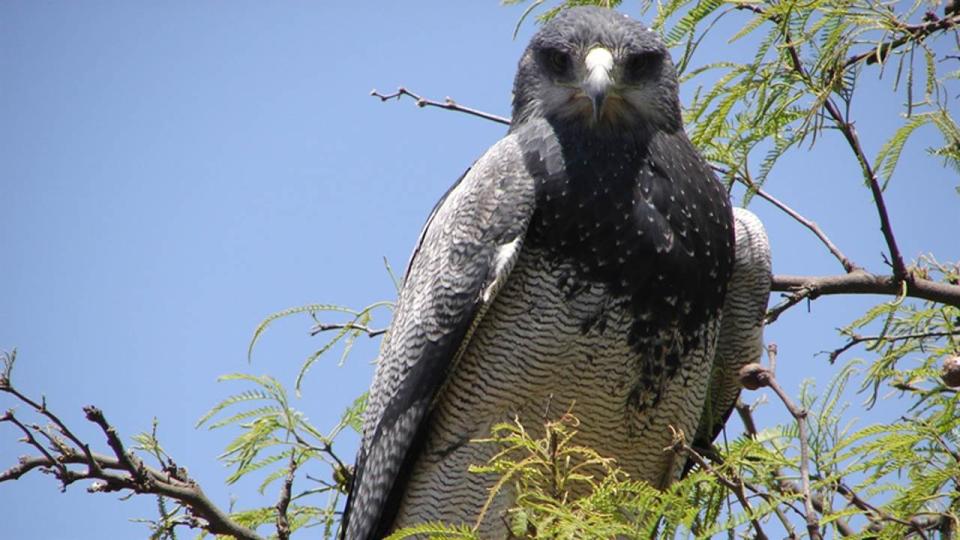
[0,353,266,540]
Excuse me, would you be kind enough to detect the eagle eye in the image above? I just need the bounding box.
[540,48,572,78]
[624,51,661,82]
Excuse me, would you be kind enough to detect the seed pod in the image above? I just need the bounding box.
[739,363,771,391]
[940,355,960,388]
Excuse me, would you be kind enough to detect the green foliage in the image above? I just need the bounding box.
[130,419,184,540]
[876,110,960,187]
[391,414,737,539]
[383,367,938,540]
[173,275,392,537]
[195,371,361,535]
[247,300,393,395]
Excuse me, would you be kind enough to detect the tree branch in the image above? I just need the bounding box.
[734,3,918,285]
[832,110,908,280]
[843,14,960,68]
[0,378,265,540]
[1,411,73,483]
[767,272,960,323]
[781,18,909,282]
[275,451,297,540]
[370,87,510,125]
[833,482,932,538]
[2,378,101,475]
[738,176,857,273]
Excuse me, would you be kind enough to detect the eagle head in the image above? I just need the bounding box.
[511,6,682,133]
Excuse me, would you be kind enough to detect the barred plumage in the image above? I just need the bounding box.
[341,7,771,539]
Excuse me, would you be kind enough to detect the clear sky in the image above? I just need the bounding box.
[1,2,957,539]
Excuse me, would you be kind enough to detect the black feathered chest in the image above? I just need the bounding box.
[516,120,734,348]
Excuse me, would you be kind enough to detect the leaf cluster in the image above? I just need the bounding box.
[196,371,358,536]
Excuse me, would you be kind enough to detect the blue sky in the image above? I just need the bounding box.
[1,2,957,539]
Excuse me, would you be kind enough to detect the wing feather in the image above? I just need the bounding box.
[694,207,772,449]
[341,135,537,540]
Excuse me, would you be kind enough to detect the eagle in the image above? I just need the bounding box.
[342,6,771,539]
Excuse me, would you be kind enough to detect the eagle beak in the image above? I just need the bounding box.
[583,47,614,123]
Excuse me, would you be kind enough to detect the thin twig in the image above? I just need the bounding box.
[834,482,931,539]
[2,385,102,475]
[738,176,857,273]
[292,431,351,485]
[834,112,908,281]
[768,386,819,539]
[370,87,510,125]
[843,14,960,68]
[309,322,386,338]
[732,3,765,15]
[772,480,861,538]
[825,330,960,364]
[276,451,297,540]
[1,411,71,482]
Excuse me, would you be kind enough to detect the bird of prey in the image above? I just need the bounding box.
[342,6,771,539]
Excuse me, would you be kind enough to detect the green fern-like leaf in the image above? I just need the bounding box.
[248,303,359,362]
[386,521,479,540]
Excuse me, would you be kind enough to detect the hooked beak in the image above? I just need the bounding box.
[583,47,614,123]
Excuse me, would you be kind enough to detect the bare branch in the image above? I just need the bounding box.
[825,330,960,364]
[2,450,121,482]
[837,119,908,280]
[1,411,72,483]
[370,87,510,126]
[309,322,386,338]
[1,380,265,540]
[767,272,960,323]
[2,384,102,475]
[738,177,857,273]
[276,451,297,540]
